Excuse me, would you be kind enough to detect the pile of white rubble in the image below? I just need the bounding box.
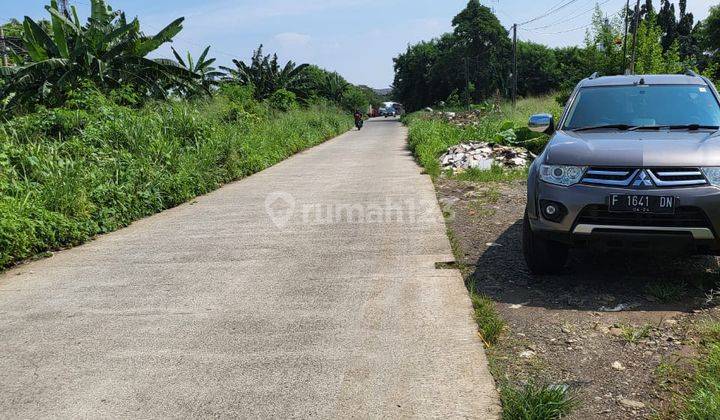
[439,142,533,171]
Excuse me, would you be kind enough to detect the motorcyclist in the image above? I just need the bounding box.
[353,110,363,130]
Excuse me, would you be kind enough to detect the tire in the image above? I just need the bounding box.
[522,211,569,275]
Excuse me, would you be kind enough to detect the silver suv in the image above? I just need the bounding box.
[523,73,720,274]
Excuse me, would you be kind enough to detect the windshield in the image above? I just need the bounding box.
[563,85,720,130]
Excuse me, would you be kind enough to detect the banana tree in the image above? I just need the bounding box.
[0,0,197,111]
[221,45,310,100]
[171,46,224,97]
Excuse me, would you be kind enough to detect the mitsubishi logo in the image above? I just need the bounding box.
[632,170,654,188]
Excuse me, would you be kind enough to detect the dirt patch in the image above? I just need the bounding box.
[436,178,720,419]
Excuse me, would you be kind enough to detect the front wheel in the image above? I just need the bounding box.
[522,211,569,275]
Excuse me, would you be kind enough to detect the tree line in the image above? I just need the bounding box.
[0,0,385,116]
[393,0,720,111]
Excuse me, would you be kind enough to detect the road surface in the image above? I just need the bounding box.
[0,117,499,418]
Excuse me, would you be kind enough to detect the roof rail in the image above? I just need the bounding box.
[685,69,699,77]
[588,72,599,79]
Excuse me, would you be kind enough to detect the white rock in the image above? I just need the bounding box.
[619,399,645,409]
[519,350,536,358]
[612,361,626,371]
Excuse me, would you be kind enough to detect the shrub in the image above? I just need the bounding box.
[268,89,298,111]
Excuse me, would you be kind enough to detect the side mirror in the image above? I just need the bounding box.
[529,113,555,134]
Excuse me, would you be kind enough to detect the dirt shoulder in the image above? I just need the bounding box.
[436,177,720,419]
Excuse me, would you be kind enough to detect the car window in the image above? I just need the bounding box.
[563,85,720,129]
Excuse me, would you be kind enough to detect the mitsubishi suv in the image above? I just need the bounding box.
[523,73,720,274]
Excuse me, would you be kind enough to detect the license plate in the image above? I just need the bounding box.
[608,194,675,214]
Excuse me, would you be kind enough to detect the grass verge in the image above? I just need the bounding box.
[680,321,720,419]
[403,95,559,178]
[0,90,352,268]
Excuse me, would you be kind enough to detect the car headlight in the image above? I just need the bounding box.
[539,165,586,186]
[702,167,720,186]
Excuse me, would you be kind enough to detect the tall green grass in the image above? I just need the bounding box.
[0,90,352,268]
[681,322,720,419]
[404,95,561,178]
[500,383,575,420]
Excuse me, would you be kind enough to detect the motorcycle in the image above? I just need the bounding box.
[355,119,364,130]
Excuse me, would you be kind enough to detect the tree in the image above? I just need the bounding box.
[340,85,370,112]
[451,0,511,99]
[635,14,665,74]
[656,0,678,52]
[171,46,224,97]
[392,40,440,111]
[702,4,720,53]
[676,0,697,60]
[516,41,561,96]
[584,5,624,76]
[222,45,309,101]
[1,0,194,111]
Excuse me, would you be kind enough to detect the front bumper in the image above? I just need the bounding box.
[529,182,720,253]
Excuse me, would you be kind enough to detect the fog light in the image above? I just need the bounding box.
[539,200,567,223]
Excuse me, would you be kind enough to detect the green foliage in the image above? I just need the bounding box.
[470,291,505,345]
[300,65,381,110]
[304,66,350,103]
[1,0,197,113]
[0,88,351,268]
[702,5,720,52]
[681,341,720,419]
[267,89,298,111]
[393,0,509,111]
[618,324,653,344]
[500,383,575,420]
[635,14,666,74]
[393,0,717,110]
[171,46,224,97]
[454,166,528,182]
[516,42,561,97]
[341,85,370,112]
[404,95,559,177]
[221,45,309,101]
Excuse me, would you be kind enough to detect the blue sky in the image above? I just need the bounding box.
[3,1,715,87]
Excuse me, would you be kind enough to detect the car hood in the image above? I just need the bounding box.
[545,130,720,167]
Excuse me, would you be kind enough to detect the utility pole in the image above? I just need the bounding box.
[512,23,517,108]
[629,0,641,74]
[0,27,8,68]
[464,57,470,111]
[621,0,630,74]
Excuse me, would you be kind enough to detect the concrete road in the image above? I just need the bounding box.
[0,118,499,418]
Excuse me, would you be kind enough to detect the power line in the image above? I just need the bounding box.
[517,0,582,26]
[524,0,613,30]
[521,22,593,35]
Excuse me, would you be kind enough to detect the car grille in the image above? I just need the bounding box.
[581,167,707,187]
[576,205,712,229]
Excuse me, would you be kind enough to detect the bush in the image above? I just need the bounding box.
[0,89,352,268]
[268,89,298,111]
